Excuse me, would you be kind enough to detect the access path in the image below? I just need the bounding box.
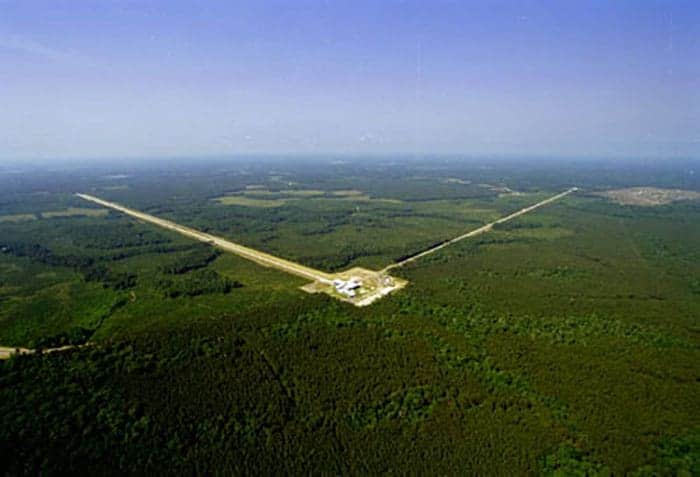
[0,345,79,360]
[383,187,578,272]
[76,193,333,284]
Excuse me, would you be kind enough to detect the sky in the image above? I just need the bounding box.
[1,0,699,161]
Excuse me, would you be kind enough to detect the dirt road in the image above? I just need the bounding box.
[0,345,78,360]
[383,187,577,272]
[76,193,333,284]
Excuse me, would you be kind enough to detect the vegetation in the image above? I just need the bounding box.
[158,244,221,275]
[0,158,698,474]
[156,269,241,298]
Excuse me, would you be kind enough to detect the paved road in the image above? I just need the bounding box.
[383,187,578,272]
[76,193,333,283]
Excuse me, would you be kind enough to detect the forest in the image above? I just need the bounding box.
[0,157,699,475]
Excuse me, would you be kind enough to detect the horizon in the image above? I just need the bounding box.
[2,153,700,168]
[2,152,700,171]
[2,0,699,161]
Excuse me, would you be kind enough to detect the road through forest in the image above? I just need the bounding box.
[78,189,576,280]
[76,193,334,283]
[382,187,578,272]
[0,188,577,358]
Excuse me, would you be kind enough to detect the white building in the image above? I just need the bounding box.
[333,278,362,298]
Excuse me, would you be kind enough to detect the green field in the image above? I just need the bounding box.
[40,207,109,218]
[215,195,291,207]
[0,214,36,223]
[0,158,698,475]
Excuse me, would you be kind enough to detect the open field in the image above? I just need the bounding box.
[0,214,36,223]
[215,188,394,207]
[597,187,700,206]
[214,195,290,207]
[41,207,109,218]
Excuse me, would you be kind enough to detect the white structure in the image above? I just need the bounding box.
[333,278,362,298]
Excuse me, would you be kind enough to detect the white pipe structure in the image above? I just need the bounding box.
[383,187,578,272]
[76,193,334,284]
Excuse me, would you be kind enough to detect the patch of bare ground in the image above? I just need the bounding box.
[598,187,700,206]
[0,345,82,360]
[477,183,522,195]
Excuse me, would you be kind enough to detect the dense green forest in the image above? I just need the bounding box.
[1,158,699,475]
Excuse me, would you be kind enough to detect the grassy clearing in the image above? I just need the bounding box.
[278,189,326,197]
[41,207,108,218]
[442,177,472,184]
[214,196,289,207]
[0,214,36,223]
[215,190,404,208]
[331,189,365,196]
[241,189,325,198]
[599,187,700,206]
[334,194,373,201]
[101,185,129,191]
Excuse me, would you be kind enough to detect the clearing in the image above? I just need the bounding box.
[214,188,398,207]
[214,196,290,208]
[41,208,109,219]
[0,214,36,223]
[598,187,700,206]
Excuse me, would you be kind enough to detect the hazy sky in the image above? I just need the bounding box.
[1,0,699,160]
